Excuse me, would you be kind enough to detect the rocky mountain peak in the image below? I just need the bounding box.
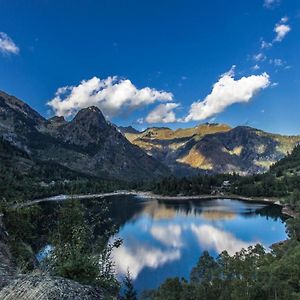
[0,90,45,126]
[74,106,105,119]
[48,116,66,124]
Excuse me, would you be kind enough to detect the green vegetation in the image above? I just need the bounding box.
[0,137,128,204]
[143,218,300,299]
[121,270,137,300]
[47,199,121,294]
[1,138,300,298]
[141,144,300,299]
[146,145,300,204]
[2,198,122,297]
[2,205,44,271]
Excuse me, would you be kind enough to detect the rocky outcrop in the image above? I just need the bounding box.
[0,90,169,181]
[0,273,106,300]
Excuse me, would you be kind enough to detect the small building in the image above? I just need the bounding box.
[222,180,231,187]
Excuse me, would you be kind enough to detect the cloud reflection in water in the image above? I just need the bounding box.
[111,198,286,287]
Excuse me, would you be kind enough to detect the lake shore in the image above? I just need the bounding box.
[14,190,297,218]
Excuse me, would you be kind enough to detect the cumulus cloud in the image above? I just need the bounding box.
[48,76,173,118]
[259,17,290,51]
[0,32,19,55]
[274,18,291,42]
[145,103,179,124]
[184,66,270,122]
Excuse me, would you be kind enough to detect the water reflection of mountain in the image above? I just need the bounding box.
[131,198,284,222]
[200,210,236,220]
[111,198,287,287]
[33,195,287,293]
[35,196,286,244]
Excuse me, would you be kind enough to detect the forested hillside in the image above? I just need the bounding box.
[143,145,300,300]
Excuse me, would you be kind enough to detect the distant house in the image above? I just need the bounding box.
[222,180,231,187]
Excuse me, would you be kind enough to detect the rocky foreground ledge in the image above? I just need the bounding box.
[0,273,106,300]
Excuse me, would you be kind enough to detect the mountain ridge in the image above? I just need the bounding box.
[0,90,169,181]
[1,89,300,179]
[121,123,300,176]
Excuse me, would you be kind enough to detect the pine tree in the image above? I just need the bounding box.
[122,269,137,300]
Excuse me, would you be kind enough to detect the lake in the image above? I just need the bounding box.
[36,195,287,294]
[108,195,287,293]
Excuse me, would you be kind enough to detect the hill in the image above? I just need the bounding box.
[124,123,300,175]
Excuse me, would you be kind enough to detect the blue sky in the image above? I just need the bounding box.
[0,0,299,134]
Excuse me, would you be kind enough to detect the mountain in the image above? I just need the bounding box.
[1,89,299,180]
[0,91,169,182]
[118,126,140,135]
[124,123,300,175]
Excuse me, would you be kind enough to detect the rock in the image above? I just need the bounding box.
[0,273,106,300]
[0,90,169,181]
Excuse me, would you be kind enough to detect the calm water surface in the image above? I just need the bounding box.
[108,196,287,293]
[37,195,287,294]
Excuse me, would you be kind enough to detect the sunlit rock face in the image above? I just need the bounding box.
[110,196,287,292]
[122,124,300,176]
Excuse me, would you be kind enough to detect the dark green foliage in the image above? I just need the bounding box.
[48,199,121,294]
[0,137,129,204]
[2,205,43,271]
[122,269,137,300]
[190,250,218,284]
[144,241,300,300]
[144,146,300,300]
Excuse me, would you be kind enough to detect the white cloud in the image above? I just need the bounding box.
[253,53,266,62]
[0,32,19,55]
[269,58,284,67]
[252,64,260,71]
[264,0,280,8]
[261,40,272,49]
[145,103,179,124]
[274,21,291,42]
[48,76,173,118]
[271,82,279,87]
[136,117,144,125]
[184,66,270,122]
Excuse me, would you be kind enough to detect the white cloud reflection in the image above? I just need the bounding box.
[191,224,257,256]
[150,224,183,247]
[112,222,261,279]
[112,243,181,279]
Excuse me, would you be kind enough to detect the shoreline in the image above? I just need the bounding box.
[14,190,297,218]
